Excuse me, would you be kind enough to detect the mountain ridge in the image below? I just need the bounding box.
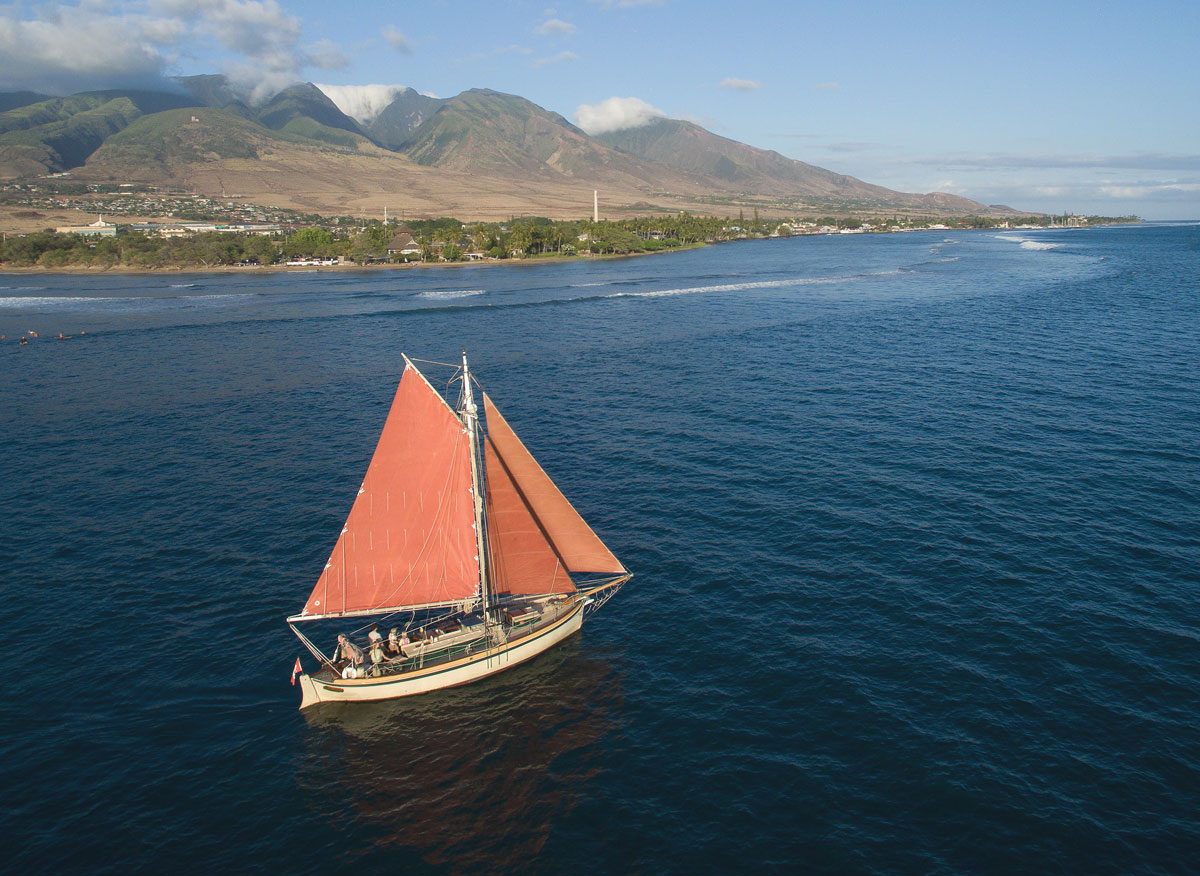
[0,76,1010,218]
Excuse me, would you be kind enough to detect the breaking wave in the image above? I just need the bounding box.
[996,234,1064,251]
[416,289,486,300]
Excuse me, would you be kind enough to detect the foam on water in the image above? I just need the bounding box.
[416,288,487,299]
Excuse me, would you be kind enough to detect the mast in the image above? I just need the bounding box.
[460,351,490,617]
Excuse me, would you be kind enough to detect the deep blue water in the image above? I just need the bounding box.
[2,225,1198,874]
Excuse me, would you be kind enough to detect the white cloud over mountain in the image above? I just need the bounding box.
[0,0,347,102]
[382,25,412,54]
[315,84,411,124]
[0,5,169,94]
[574,96,666,135]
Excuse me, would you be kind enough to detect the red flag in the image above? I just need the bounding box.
[291,657,302,686]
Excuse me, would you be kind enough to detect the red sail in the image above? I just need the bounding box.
[485,437,575,597]
[302,364,480,617]
[483,394,625,575]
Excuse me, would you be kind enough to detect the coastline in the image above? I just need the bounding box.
[0,244,699,276]
[1,223,1138,277]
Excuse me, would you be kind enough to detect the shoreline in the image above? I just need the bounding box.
[0,245,697,276]
[0,223,1138,277]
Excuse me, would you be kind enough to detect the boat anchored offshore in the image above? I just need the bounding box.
[288,353,630,709]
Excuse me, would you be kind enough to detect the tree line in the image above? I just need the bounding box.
[0,212,1140,269]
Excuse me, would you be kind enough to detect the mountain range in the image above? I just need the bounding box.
[0,76,1008,220]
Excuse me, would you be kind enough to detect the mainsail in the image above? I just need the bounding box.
[482,394,626,578]
[301,363,480,618]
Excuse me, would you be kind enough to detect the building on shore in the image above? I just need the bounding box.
[387,230,421,257]
[55,215,117,237]
[127,222,281,237]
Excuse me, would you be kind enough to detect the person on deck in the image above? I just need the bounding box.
[367,624,383,646]
[386,628,401,657]
[336,634,363,670]
[369,640,386,676]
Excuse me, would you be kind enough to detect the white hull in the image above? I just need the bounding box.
[296,603,585,709]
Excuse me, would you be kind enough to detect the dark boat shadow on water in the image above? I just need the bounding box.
[294,638,624,872]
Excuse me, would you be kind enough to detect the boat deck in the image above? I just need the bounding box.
[314,596,574,683]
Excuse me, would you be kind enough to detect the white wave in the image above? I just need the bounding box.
[417,289,486,300]
[0,292,250,310]
[0,295,116,308]
[602,276,845,300]
[996,234,1064,251]
[168,283,199,289]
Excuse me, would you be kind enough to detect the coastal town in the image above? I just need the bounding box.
[0,181,1130,270]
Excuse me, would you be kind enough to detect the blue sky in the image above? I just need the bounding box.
[2,0,1197,218]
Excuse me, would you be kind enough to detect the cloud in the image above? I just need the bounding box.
[908,152,1200,172]
[186,0,304,95]
[382,25,412,54]
[315,83,410,124]
[0,0,370,103]
[814,82,841,91]
[0,4,171,94]
[535,18,576,37]
[718,77,760,91]
[575,96,667,135]
[534,50,579,67]
[305,39,347,70]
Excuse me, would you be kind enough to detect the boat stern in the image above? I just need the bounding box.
[297,673,322,710]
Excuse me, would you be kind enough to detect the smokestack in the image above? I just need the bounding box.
[593,190,598,223]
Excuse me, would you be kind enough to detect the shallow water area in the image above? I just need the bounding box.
[3,225,1198,874]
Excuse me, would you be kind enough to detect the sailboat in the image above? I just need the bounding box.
[287,353,630,709]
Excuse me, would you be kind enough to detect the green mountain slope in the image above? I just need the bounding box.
[397,88,640,179]
[255,83,367,148]
[174,74,243,109]
[81,103,386,184]
[365,88,445,149]
[0,96,145,174]
[91,107,264,170]
[0,91,51,114]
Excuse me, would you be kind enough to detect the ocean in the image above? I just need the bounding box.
[2,224,1197,874]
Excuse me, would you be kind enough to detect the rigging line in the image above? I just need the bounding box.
[408,357,461,368]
